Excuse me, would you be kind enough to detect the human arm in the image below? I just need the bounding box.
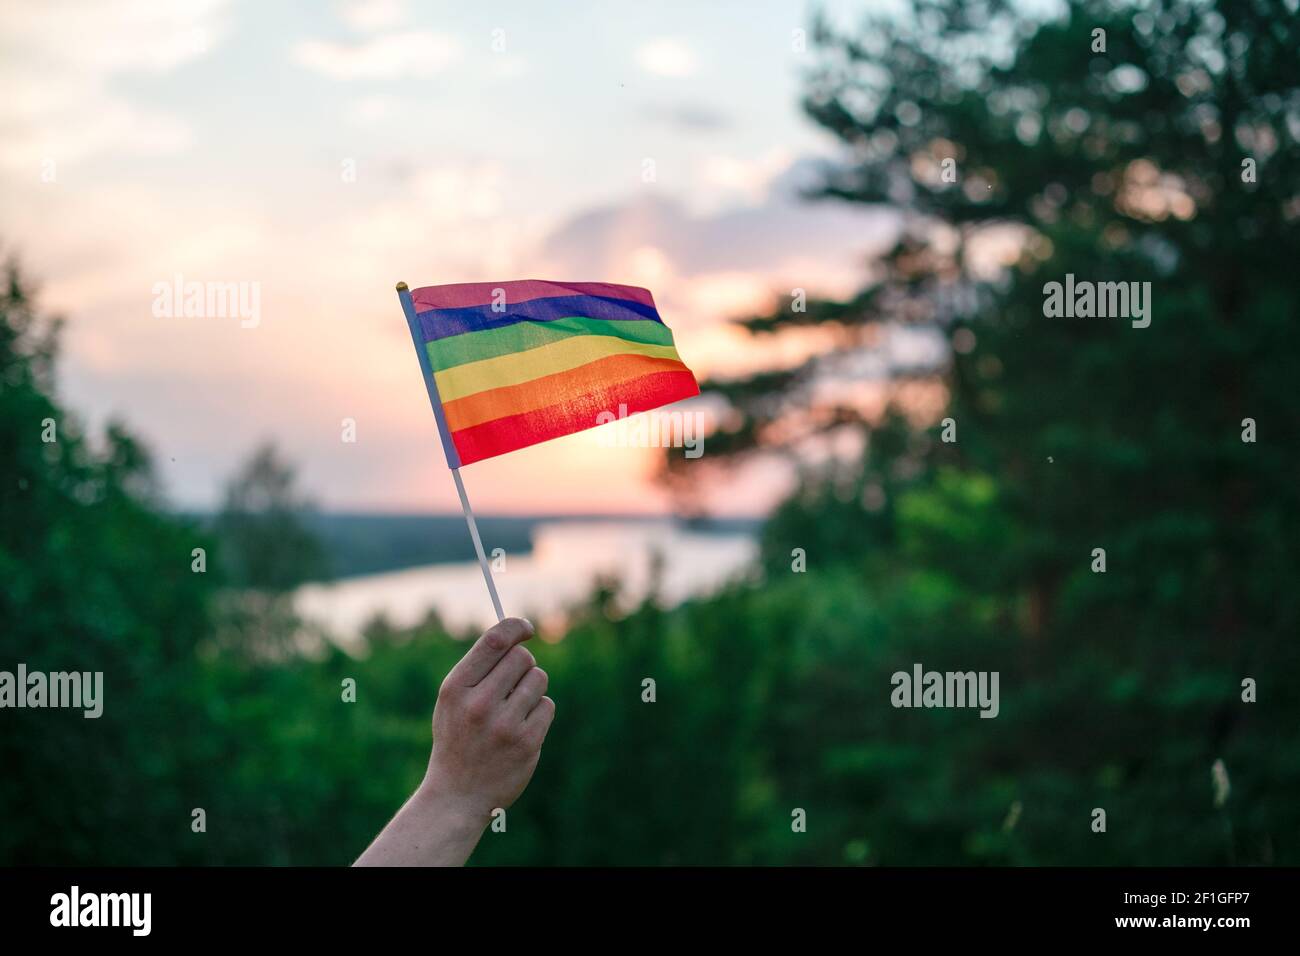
[353,617,555,866]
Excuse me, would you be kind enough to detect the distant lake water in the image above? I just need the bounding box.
[294,519,759,645]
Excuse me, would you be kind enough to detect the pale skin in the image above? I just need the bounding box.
[354,617,555,866]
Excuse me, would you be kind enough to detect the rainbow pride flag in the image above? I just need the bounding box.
[400,280,699,466]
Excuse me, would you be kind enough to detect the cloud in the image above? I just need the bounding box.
[487,55,528,81]
[642,102,731,133]
[406,163,507,221]
[343,94,406,125]
[1,98,193,169]
[538,190,884,297]
[636,38,697,77]
[697,148,796,207]
[535,183,892,384]
[292,31,461,79]
[0,0,228,74]
[0,0,230,167]
[339,0,407,32]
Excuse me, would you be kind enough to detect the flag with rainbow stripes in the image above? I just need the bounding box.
[399,280,699,467]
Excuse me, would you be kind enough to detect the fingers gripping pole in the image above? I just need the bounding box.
[453,466,505,623]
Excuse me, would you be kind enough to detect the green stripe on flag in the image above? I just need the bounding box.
[425,315,677,372]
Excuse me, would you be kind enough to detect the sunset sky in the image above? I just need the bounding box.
[1,0,894,516]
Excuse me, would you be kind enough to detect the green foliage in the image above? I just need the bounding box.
[213,443,329,592]
[0,258,224,863]
[678,0,1300,864]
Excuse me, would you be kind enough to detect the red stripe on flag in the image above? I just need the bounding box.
[411,280,656,312]
[450,369,700,465]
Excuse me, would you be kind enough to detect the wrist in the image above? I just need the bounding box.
[353,773,490,867]
[416,771,493,836]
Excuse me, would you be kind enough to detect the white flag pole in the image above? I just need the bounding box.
[452,466,505,622]
[397,281,505,623]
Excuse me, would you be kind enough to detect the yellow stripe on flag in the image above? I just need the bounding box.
[433,334,684,403]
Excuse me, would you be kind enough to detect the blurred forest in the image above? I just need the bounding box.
[2,0,1298,865]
